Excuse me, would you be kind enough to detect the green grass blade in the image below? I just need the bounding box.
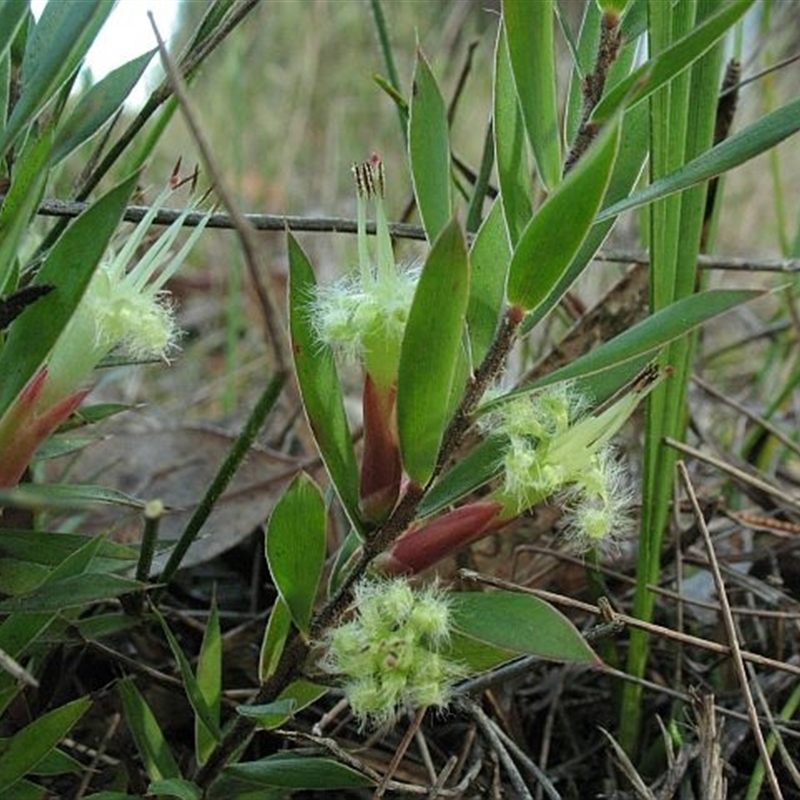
[397,219,470,485]
[502,0,561,190]
[408,48,452,242]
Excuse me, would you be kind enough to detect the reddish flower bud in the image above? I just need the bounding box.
[378,500,505,575]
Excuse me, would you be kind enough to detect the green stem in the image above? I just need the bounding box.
[155,371,286,598]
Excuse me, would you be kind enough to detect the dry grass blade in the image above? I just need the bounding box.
[598,727,656,800]
[692,691,727,800]
[677,461,783,800]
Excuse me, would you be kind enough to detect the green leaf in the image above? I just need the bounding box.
[493,25,532,245]
[502,0,561,190]
[259,597,292,682]
[287,233,361,530]
[397,219,470,485]
[0,2,28,65]
[528,288,764,389]
[81,794,141,800]
[0,173,138,422]
[222,754,373,790]
[408,48,452,242]
[418,435,506,517]
[151,608,222,745]
[147,779,201,800]
[468,200,511,368]
[592,0,753,124]
[237,680,328,730]
[0,696,90,792]
[53,48,156,164]
[0,483,145,512]
[507,116,621,312]
[0,130,52,293]
[599,95,800,221]
[0,574,145,613]
[0,0,115,158]
[195,597,222,765]
[118,678,181,782]
[327,528,362,597]
[521,102,649,333]
[450,592,599,664]
[445,630,516,673]
[265,473,326,635]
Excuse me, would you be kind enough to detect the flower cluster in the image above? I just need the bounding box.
[321,577,462,728]
[488,383,636,551]
[381,367,664,574]
[0,185,208,487]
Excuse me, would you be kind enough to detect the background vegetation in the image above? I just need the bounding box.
[1,0,799,798]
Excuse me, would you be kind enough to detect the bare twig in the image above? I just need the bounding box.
[458,569,800,679]
[18,193,800,273]
[458,697,534,800]
[147,13,291,372]
[665,437,800,513]
[677,461,783,800]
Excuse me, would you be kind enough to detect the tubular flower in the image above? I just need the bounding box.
[321,577,463,729]
[487,366,664,551]
[379,366,665,574]
[311,155,419,521]
[0,187,209,487]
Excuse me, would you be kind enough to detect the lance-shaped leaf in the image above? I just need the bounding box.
[599,95,800,221]
[151,608,222,747]
[0,174,138,422]
[118,679,181,782]
[0,131,52,294]
[397,219,470,486]
[409,48,452,242]
[468,200,511,368]
[502,0,561,191]
[0,2,28,65]
[493,25,533,246]
[0,696,90,792]
[220,753,373,792]
[287,234,361,531]
[53,48,157,164]
[522,288,764,391]
[0,0,115,159]
[507,116,621,313]
[450,592,599,663]
[265,473,326,636]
